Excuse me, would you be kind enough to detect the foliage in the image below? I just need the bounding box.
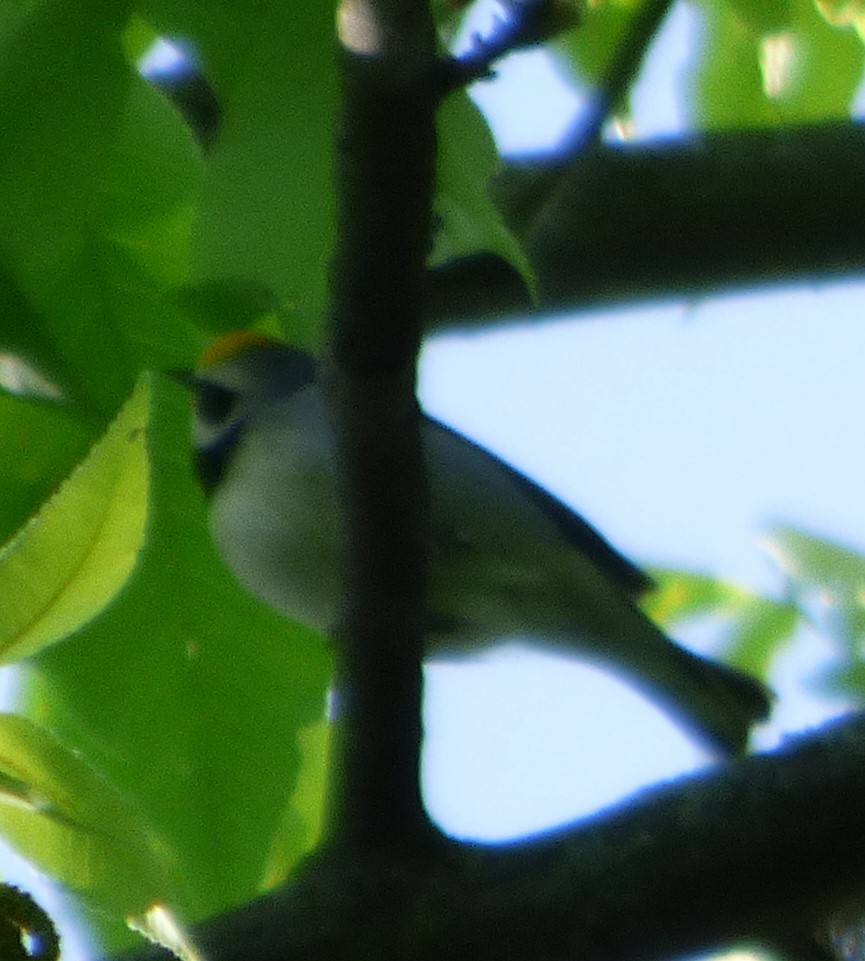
[647,527,865,707]
[556,0,863,131]
[0,0,863,957]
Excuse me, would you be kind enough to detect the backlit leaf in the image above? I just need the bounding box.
[0,379,149,663]
[0,714,175,915]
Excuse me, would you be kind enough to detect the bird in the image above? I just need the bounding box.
[181,330,771,755]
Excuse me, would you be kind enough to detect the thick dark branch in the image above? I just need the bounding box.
[111,714,865,961]
[330,3,438,372]
[428,119,865,328]
[324,0,439,850]
[418,714,865,961]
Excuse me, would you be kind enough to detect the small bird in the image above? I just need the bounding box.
[183,331,770,755]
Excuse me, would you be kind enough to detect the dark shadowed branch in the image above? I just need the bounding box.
[111,714,865,961]
[148,58,865,330]
[105,4,865,961]
[323,0,439,851]
[429,119,865,327]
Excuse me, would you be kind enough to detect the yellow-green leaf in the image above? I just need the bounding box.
[432,91,535,297]
[763,526,865,596]
[644,568,797,678]
[261,719,330,890]
[0,378,150,662]
[643,568,748,624]
[0,713,174,914]
[762,526,865,653]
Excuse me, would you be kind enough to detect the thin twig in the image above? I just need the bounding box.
[562,0,675,155]
[438,0,581,95]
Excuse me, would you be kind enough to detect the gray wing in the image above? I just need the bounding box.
[426,418,652,598]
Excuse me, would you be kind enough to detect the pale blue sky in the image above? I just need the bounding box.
[419,0,863,840]
[420,290,861,838]
[7,5,865,956]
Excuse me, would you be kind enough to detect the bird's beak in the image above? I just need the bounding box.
[165,368,197,390]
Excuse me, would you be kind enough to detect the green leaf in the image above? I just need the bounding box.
[433,92,535,297]
[261,719,330,890]
[689,0,864,129]
[0,7,335,945]
[177,279,281,334]
[0,379,149,664]
[763,526,865,593]
[557,0,645,90]
[101,77,204,291]
[0,392,94,546]
[818,658,865,699]
[762,526,865,654]
[817,0,865,48]
[723,0,794,34]
[165,6,339,347]
[689,0,781,128]
[0,713,175,915]
[644,568,797,677]
[0,8,204,417]
[23,375,330,939]
[642,569,747,624]
[779,0,865,121]
[0,0,133,414]
[122,14,160,65]
[725,597,799,679]
[0,0,130,277]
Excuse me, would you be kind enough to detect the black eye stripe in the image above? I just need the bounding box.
[196,381,240,426]
[195,418,246,494]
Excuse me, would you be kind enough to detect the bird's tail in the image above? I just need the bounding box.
[630,639,771,755]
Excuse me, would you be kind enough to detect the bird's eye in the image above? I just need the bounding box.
[196,381,240,426]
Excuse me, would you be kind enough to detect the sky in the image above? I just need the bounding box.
[418,0,863,840]
[6,3,865,957]
[419,286,862,838]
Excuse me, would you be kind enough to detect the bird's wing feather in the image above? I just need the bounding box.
[426,418,652,598]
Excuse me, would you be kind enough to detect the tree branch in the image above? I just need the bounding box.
[323,0,439,850]
[110,713,865,961]
[149,55,865,329]
[428,119,865,328]
[438,0,582,93]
